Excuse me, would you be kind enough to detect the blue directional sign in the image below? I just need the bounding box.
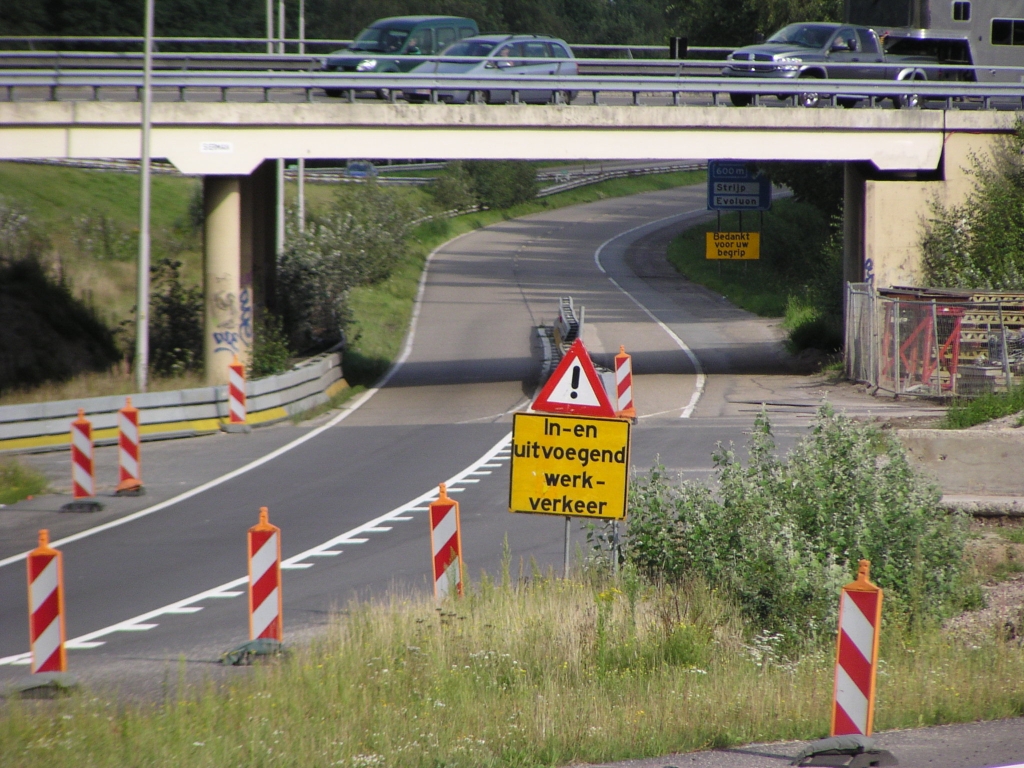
[707,161,772,211]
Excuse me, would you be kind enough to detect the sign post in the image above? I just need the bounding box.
[513,340,632,576]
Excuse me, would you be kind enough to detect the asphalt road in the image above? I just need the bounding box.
[3,183,1013,767]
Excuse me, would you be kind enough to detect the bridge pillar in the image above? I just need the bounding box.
[241,160,278,319]
[202,162,278,386]
[843,163,865,287]
[203,176,246,385]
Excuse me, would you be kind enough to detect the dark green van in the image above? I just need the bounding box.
[324,16,479,74]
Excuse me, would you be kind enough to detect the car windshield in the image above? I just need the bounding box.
[350,26,410,52]
[766,24,836,49]
[440,41,496,57]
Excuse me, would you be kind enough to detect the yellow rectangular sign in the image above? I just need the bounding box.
[509,413,630,520]
[705,231,760,260]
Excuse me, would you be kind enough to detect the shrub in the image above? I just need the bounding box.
[922,119,1024,290]
[149,258,203,376]
[624,406,970,645]
[278,183,419,353]
[464,161,538,210]
[425,161,477,212]
[248,311,291,378]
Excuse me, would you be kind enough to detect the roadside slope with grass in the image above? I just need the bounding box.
[666,197,842,354]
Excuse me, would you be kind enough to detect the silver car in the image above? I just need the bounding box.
[407,34,578,104]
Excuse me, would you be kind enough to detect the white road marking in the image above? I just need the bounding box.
[593,208,709,419]
[0,226,478,571]
[0,433,513,667]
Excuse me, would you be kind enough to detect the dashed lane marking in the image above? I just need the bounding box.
[0,433,513,666]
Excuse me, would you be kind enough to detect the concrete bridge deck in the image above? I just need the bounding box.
[0,102,1016,174]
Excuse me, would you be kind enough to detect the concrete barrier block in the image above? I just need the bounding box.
[896,428,1024,496]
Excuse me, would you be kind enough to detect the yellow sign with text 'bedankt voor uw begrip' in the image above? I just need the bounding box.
[509,413,631,520]
[705,231,760,260]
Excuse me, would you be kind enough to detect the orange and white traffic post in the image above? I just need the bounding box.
[248,507,283,642]
[116,397,143,494]
[831,559,883,737]
[429,484,464,600]
[27,530,67,673]
[614,345,636,420]
[228,355,247,425]
[70,409,95,499]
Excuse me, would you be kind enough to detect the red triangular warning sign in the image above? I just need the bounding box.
[532,339,616,417]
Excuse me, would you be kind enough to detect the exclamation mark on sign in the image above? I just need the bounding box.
[570,365,580,399]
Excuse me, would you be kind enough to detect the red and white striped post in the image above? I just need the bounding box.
[116,397,143,494]
[248,506,282,642]
[27,530,66,673]
[831,559,883,737]
[228,355,247,425]
[429,484,464,600]
[614,345,636,420]
[70,409,95,499]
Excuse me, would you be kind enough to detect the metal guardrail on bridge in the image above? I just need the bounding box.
[2,68,1024,109]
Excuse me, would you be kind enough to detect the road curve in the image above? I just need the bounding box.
[0,183,929,695]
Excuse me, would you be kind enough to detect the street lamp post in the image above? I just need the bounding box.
[135,0,154,393]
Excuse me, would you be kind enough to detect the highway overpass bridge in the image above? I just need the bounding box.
[0,100,1016,383]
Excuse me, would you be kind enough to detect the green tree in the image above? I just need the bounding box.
[149,258,203,375]
[277,182,419,353]
[922,121,1024,290]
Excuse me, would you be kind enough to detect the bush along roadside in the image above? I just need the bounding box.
[620,406,973,649]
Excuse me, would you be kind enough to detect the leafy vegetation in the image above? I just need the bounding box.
[624,407,971,646]
[0,459,47,505]
[942,385,1024,429]
[426,161,539,212]
[248,311,292,378]
[147,258,204,376]
[279,181,420,354]
[922,120,1024,291]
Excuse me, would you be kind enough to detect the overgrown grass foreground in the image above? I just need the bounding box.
[942,385,1024,428]
[3,575,1023,768]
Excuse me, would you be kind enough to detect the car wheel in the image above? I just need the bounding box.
[376,88,391,101]
[893,69,926,110]
[798,72,823,108]
[730,93,753,107]
[896,92,921,109]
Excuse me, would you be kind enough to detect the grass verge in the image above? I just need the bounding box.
[0,459,48,505]
[0,370,206,407]
[2,576,1022,767]
[345,170,705,384]
[942,385,1024,429]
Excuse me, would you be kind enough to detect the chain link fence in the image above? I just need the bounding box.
[845,283,1024,398]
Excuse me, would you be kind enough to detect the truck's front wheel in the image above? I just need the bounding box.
[797,71,823,108]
